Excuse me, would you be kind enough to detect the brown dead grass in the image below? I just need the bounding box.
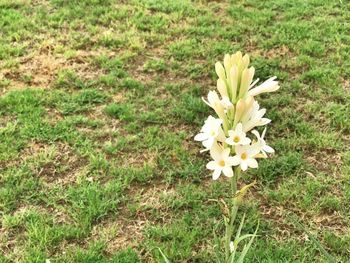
[0,42,112,93]
[305,151,342,175]
[341,78,350,93]
[258,191,348,245]
[20,141,88,185]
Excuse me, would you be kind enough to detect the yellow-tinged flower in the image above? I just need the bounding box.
[240,100,271,132]
[194,115,225,152]
[202,90,226,120]
[231,144,260,171]
[206,143,236,180]
[248,76,280,97]
[251,128,275,157]
[226,123,251,146]
[197,51,278,177]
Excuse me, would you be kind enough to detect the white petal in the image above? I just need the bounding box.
[194,133,207,141]
[225,137,234,146]
[260,118,271,125]
[206,115,219,124]
[208,90,220,105]
[221,96,233,109]
[202,97,211,107]
[256,108,266,119]
[206,161,217,170]
[223,166,233,177]
[247,158,258,168]
[241,137,251,145]
[240,161,248,171]
[212,169,221,180]
[210,143,222,160]
[222,148,231,158]
[203,138,214,149]
[234,145,245,155]
[263,145,275,153]
[217,128,226,142]
[226,156,239,166]
[251,130,260,140]
[236,123,243,133]
[247,77,279,97]
[225,156,237,166]
[249,78,260,89]
[249,143,262,156]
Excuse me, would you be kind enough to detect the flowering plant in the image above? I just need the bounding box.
[195,52,279,262]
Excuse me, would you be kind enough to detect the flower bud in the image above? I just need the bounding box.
[229,66,238,101]
[242,54,250,69]
[239,67,255,99]
[215,62,226,80]
[217,79,228,98]
[224,54,232,73]
[233,181,256,205]
[244,96,254,110]
[206,90,226,121]
[234,98,246,125]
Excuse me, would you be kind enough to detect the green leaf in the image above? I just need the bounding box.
[158,248,171,263]
[236,221,259,263]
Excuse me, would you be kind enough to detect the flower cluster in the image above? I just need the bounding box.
[195,52,279,180]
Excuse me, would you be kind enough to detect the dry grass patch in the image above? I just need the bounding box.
[20,141,88,185]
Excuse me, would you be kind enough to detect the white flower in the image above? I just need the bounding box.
[202,90,225,120]
[231,144,260,171]
[194,116,225,151]
[206,143,236,180]
[220,96,233,110]
[225,123,251,146]
[240,100,271,132]
[248,76,279,97]
[229,241,235,253]
[252,128,274,157]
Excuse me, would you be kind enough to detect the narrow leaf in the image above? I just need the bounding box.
[158,248,171,263]
[237,221,259,263]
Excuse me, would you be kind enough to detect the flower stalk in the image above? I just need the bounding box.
[225,168,239,262]
[195,51,279,262]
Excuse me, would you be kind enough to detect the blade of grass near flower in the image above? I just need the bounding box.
[290,216,337,263]
[157,248,171,263]
[236,222,259,263]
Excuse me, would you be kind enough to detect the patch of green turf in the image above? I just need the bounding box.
[1,0,349,262]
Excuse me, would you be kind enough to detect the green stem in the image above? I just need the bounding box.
[230,172,237,195]
[225,168,241,262]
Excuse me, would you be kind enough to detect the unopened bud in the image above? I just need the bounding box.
[215,62,226,80]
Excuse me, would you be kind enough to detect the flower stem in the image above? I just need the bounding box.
[225,168,241,262]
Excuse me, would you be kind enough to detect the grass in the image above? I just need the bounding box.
[0,0,349,262]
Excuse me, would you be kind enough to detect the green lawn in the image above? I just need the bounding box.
[1,0,350,262]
